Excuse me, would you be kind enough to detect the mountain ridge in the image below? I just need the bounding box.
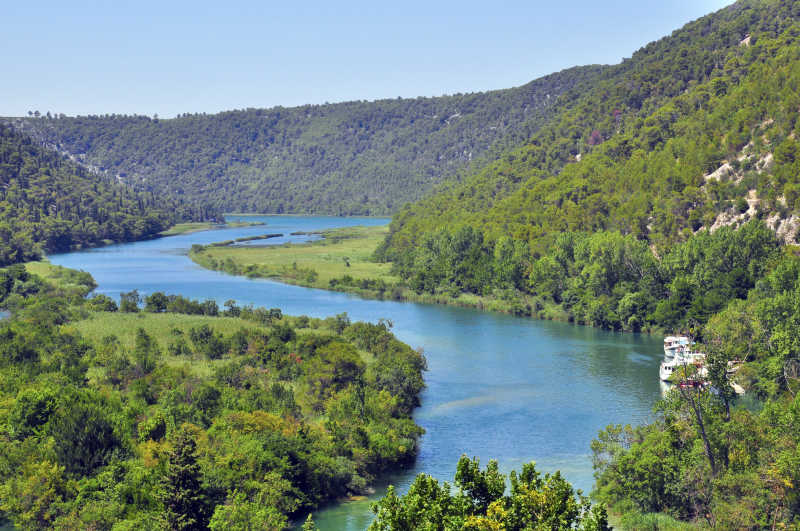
[7,65,605,216]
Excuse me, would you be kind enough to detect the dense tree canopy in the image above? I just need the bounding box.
[370,455,610,531]
[380,0,800,264]
[0,123,219,266]
[0,266,426,528]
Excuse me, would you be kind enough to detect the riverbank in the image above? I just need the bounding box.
[0,259,427,529]
[188,225,663,332]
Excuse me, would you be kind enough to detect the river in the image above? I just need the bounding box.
[49,215,664,530]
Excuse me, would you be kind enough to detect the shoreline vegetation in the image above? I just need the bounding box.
[0,261,427,529]
[188,225,632,330]
[187,224,548,322]
[17,221,267,262]
[225,213,389,219]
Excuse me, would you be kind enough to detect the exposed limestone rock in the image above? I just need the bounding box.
[766,213,800,244]
[705,161,734,182]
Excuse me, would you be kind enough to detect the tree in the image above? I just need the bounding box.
[87,293,118,312]
[8,387,58,440]
[302,514,318,530]
[201,299,219,316]
[370,455,609,530]
[133,327,159,375]
[0,460,69,528]
[672,332,718,477]
[208,491,287,530]
[48,396,124,476]
[160,427,210,530]
[224,299,240,317]
[120,289,141,312]
[332,312,351,335]
[455,455,505,513]
[145,291,169,312]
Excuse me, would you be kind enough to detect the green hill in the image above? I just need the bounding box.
[0,123,218,266]
[8,66,603,215]
[382,0,800,252]
[376,0,800,326]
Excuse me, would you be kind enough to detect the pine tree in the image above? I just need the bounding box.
[160,427,209,530]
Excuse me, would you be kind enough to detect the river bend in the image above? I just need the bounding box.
[49,215,663,530]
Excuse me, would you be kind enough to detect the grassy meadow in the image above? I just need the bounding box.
[25,260,97,296]
[25,260,77,283]
[190,225,399,289]
[72,311,263,351]
[71,310,376,380]
[71,312,265,381]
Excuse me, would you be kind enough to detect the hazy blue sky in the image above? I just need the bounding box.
[2,1,732,117]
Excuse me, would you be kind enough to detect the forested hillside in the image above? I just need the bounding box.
[8,66,603,215]
[383,0,800,253]
[0,124,219,266]
[377,0,800,331]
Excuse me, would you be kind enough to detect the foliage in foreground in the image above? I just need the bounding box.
[370,455,610,531]
[0,265,426,529]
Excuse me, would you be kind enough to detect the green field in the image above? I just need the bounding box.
[190,225,399,290]
[25,260,74,282]
[72,311,264,351]
[71,312,266,380]
[24,260,96,295]
[70,310,375,379]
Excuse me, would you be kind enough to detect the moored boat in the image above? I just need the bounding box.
[659,351,707,382]
[664,335,692,359]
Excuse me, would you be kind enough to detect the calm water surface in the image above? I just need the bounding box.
[50,215,664,530]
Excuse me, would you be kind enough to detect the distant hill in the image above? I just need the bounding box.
[8,66,604,215]
[0,123,217,266]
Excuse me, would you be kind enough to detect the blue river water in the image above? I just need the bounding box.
[49,215,664,529]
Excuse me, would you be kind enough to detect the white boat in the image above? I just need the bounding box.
[659,351,707,382]
[660,358,681,381]
[663,335,692,359]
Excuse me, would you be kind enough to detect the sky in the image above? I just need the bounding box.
[1,0,733,118]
